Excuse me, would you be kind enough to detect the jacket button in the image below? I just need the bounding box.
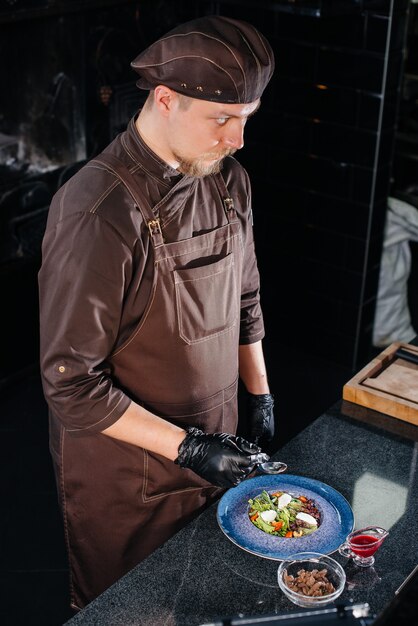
[58,365,66,373]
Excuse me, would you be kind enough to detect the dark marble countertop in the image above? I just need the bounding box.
[65,401,418,625]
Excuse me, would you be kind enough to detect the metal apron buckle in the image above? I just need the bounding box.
[148,218,162,237]
[223,197,234,211]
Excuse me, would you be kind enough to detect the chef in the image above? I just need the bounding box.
[38,14,276,610]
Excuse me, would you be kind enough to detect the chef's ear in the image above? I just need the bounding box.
[154,85,177,116]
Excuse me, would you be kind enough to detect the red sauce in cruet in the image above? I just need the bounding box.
[351,534,380,557]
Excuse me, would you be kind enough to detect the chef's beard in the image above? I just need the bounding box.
[174,148,237,177]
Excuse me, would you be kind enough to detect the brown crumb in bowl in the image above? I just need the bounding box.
[283,567,336,597]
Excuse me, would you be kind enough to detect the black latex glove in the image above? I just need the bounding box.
[247,392,275,445]
[175,427,265,488]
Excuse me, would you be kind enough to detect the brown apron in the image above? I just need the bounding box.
[56,153,244,609]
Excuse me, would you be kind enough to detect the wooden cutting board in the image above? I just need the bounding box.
[343,342,418,426]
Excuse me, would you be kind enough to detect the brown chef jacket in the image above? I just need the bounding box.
[38,115,265,609]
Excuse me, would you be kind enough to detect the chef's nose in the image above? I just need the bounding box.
[222,119,245,150]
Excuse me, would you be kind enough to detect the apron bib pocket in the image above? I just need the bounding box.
[174,253,237,344]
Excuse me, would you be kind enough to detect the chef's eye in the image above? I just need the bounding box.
[216,117,228,126]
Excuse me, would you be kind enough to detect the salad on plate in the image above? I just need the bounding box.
[248,490,321,538]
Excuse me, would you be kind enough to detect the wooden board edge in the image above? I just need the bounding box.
[342,382,418,426]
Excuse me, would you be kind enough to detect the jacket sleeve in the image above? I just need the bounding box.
[224,159,265,345]
[39,207,135,435]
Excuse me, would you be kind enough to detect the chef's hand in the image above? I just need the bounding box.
[247,392,275,445]
[174,427,265,487]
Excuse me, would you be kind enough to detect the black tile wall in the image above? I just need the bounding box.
[351,163,392,204]
[374,163,394,201]
[363,0,410,17]
[304,261,365,303]
[274,115,313,153]
[304,192,371,238]
[273,80,399,132]
[317,15,366,49]
[303,225,348,267]
[391,150,418,191]
[365,13,389,51]
[273,40,317,82]
[366,12,408,53]
[311,123,378,166]
[195,0,410,369]
[274,12,321,41]
[316,48,386,92]
[386,52,405,91]
[275,80,359,126]
[298,291,341,329]
[186,1,412,367]
[363,263,381,302]
[282,323,358,363]
[369,200,388,240]
[344,234,369,273]
[338,301,363,336]
[360,89,398,131]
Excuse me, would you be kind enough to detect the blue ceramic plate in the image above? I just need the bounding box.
[216,474,354,560]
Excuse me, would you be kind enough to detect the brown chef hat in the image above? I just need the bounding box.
[131,15,274,104]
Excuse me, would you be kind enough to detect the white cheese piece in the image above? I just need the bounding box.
[260,509,277,522]
[296,512,318,526]
[277,493,292,509]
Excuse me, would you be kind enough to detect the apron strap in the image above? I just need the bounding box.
[213,171,238,222]
[91,153,165,247]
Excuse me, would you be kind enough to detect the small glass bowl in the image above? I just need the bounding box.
[277,552,346,608]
